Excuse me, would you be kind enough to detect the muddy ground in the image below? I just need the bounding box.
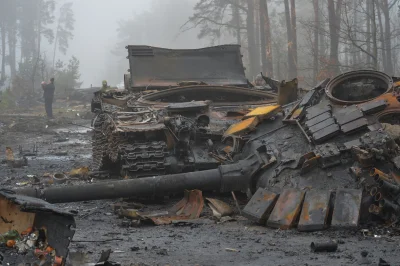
[0,102,399,266]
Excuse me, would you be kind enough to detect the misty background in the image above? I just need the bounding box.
[1,0,400,96]
[53,0,210,87]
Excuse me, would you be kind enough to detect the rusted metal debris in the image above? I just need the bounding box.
[266,189,305,229]
[298,190,331,232]
[142,190,204,225]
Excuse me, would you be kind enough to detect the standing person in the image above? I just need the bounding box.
[43,78,55,119]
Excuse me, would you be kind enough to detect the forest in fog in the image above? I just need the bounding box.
[1,0,400,92]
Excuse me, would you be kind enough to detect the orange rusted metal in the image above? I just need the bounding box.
[298,190,331,232]
[266,189,305,229]
[370,168,392,182]
[373,92,400,117]
[144,190,204,225]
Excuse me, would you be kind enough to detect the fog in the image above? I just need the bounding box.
[51,0,212,87]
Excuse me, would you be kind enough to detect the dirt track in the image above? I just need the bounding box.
[0,107,399,266]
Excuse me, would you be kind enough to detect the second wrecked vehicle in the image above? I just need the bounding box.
[91,45,279,177]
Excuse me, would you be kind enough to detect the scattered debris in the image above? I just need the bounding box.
[69,166,90,178]
[206,198,233,219]
[310,240,338,252]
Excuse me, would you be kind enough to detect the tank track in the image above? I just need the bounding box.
[119,141,169,178]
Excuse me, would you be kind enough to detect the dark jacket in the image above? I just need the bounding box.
[43,83,55,99]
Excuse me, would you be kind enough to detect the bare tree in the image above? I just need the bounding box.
[259,0,273,77]
[284,0,297,79]
[327,0,343,75]
[381,0,393,75]
[246,0,257,78]
[312,0,319,82]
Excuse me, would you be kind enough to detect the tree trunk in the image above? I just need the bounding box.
[327,0,342,76]
[254,0,260,70]
[0,24,6,82]
[313,0,319,82]
[7,0,16,79]
[366,0,371,66]
[382,0,393,75]
[7,28,16,80]
[319,0,325,63]
[53,22,60,71]
[259,0,267,74]
[246,0,257,79]
[290,0,297,78]
[371,0,378,70]
[377,4,386,71]
[263,0,273,77]
[284,0,295,79]
[275,42,281,80]
[351,0,357,67]
[232,0,241,45]
[32,0,42,92]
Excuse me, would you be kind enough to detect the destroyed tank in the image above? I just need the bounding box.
[18,62,400,231]
[90,45,278,178]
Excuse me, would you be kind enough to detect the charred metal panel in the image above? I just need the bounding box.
[299,90,318,107]
[126,45,248,89]
[298,190,331,231]
[266,189,305,229]
[359,99,388,114]
[308,118,336,134]
[335,109,363,126]
[242,188,279,224]
[305,105,332,120]
[305,112,332,128]
[331,189,362,229]
[341,118,368,134]
[312,124,340,144]
[343,139,362,150]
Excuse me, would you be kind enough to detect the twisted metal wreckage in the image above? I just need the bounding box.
[5,45,400,264]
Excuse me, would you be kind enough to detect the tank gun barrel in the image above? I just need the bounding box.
[14,147,268,203]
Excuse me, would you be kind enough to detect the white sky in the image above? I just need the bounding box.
[54,0,151,87]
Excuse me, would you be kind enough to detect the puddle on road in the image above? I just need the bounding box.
[53,125,92,134]
[53,139,89,145]
[27,153,92,161]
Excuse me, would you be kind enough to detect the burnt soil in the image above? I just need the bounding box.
[0,103,399,266]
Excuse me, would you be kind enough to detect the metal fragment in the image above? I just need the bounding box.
[266,189,305,229]
[341,118,368,134]
[312,124,340,144]
[298,190,331,231]
[242,188,279,224]
[305,112,332,128]
[331,189,362,229]
[335,109,363,126]
[359,99,388,114]
[310,241,338,252]
[305,105,332,120]
[308,118,336,134]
